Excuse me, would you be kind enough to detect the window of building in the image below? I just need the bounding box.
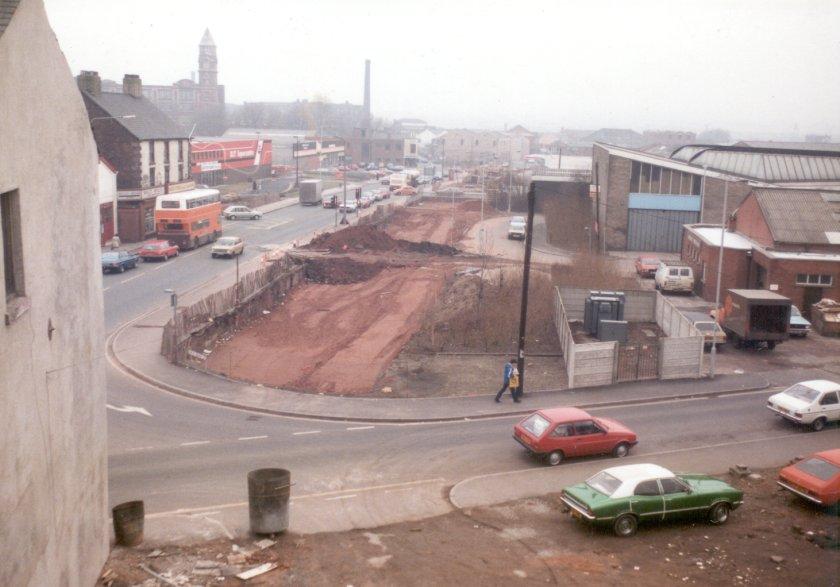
[630,161,641,192]
[796,273,833,287]
[2,190,24,302]
[640,163,651,192]
[651,166,661,192]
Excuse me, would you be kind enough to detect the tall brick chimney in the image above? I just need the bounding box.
[77,70,101,96]
[363,59,371,127]
[122,74,142,98]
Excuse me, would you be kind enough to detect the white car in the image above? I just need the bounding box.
[767,380,840,431]
[223,205,263,220]
[338,199,358,213]
[508,216,527,240]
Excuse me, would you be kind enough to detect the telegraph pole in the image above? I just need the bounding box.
[516,182,537,396]
[710,179,728,379]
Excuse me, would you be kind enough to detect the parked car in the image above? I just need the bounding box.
[380,176,391,185]
[766,379,840,431]
[223,205,263,220]
[359,195,373,208]
[101,250,139,273]
[139,240,179,262]
[395,186,418,196]
[654,262,694,293]
[371,190,384,202]
[508,216,527,240]
[789,305,811,337]
[211,236,244,258]
[634,256,660,278]
[560,464,743,537]
[513,407,637,466]
[777,449,840,507]
[682,311,726,350]
[339,199,358,213]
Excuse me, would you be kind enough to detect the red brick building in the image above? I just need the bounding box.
[682,189,840,317]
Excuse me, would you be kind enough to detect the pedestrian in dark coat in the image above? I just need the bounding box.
[495,358,521,403]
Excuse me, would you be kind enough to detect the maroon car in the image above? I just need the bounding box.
[139,240,179,261]
[513,407,638,466]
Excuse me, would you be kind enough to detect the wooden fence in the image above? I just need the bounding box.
[161,255,304,364]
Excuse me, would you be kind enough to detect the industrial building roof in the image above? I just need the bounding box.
[734,140,840,153]
[751,189,840,246]
[686,225,754,250]
[670,145,840,183]
[84,91,189,140]
[595,143,756,183]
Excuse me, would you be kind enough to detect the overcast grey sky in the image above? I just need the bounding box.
[45,0,840,136]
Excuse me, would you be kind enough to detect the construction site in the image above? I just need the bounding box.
[194,198,572,396]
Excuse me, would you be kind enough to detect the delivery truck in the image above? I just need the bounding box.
[299,179,323,205]
[717,289,791,349]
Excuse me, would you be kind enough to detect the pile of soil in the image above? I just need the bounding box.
[303,257,386,285]
[307,225,458,256]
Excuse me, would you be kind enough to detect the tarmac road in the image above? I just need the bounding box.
[103,187,840,541]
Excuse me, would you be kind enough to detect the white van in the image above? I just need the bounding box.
[654,262,694,293]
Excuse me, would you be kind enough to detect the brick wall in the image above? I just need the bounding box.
[681,230,751,300]
[730,193,773,247]
[604,153,632,250]
[83,95,142,189]
[700,176,751,226]
[751,248,840,313]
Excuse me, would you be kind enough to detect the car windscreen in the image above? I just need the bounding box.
[585,471,622,496]
[783,384,820,403]
[791,306,802,317]
[101,253,119,261]
[144,244,163,250]
[795,457,840,481]
[520,413,550,437]
[217,238,237,246]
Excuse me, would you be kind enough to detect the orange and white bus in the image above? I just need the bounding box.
[155,189,222,250]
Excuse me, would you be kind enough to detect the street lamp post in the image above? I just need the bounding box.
[164,288,178,324]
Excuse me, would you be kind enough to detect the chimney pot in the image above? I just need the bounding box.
[77,70,101,96]
[123,74,143,98]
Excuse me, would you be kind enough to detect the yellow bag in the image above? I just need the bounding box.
[509,373,520,389]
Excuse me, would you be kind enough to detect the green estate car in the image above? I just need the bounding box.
[560,463,743,537]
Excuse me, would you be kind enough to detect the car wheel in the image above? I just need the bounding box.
[162,254,168,261]
[708,502,730,525]
[613,514,637,537]
[212,253,217,258]
[252,215,258,220]
[546,451,564,466]
[118,265,125,273]
[811,417,827,432]
[613,442,631,458]
[655,283,660,290]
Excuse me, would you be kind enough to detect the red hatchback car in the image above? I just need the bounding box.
[634,256,660,278]
[139,240,179,262]
[777,449,840,507]
[513,407,638,466]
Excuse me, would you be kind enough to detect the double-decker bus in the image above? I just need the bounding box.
[155,189,222,250]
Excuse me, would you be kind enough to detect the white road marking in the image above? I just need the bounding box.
[119,274,143,285]
[180,251,199,258]
[347,426,375,431]
[125,446,157,452]
[151,263,167,271]
[102,286,111,292]
[292,430,321,436]
[190,510,221,517]
[180,440,211,446]
[325,494,357,501]
[144,478,447,519]
[238,435,268,441]
[107,403,152,417]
